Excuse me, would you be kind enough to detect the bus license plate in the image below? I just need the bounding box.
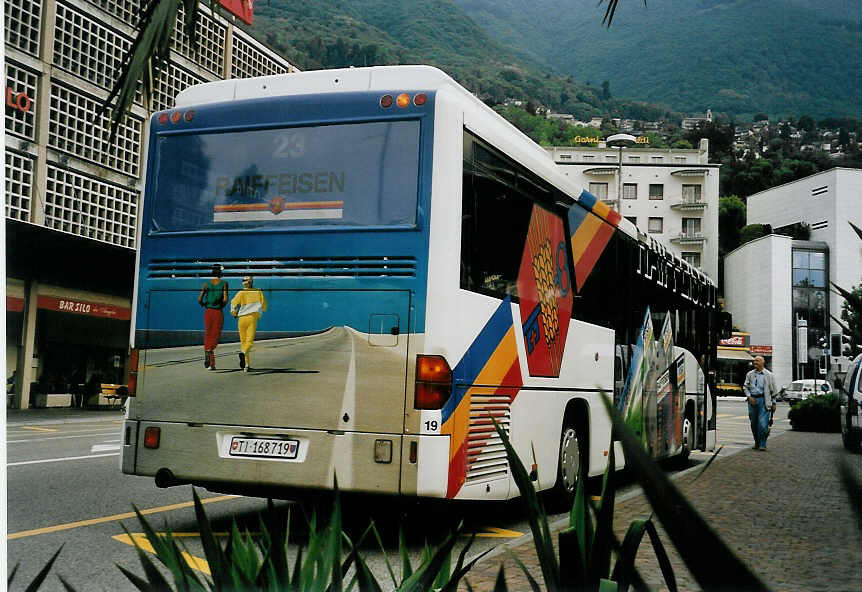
[229,437,299,459]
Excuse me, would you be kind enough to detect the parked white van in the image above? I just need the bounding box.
[782,379,832,406]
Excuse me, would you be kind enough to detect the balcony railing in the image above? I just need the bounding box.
[670,197,707,211]
[671,232,706,245]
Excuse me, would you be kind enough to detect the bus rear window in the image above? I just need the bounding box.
[150,120,420,232]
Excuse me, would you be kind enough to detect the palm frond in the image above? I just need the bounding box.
[598,0,647,27]
[100,0,197,142]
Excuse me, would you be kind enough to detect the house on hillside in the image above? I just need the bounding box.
[681,109,713,130]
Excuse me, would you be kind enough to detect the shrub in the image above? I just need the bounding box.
[788,393,841,432]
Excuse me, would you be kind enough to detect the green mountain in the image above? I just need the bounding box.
[453,0,862,120]
[250,0,672,121]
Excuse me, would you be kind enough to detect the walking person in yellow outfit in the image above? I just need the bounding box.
[230,276,267,372]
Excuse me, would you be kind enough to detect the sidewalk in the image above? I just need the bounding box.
[461,430,862,591]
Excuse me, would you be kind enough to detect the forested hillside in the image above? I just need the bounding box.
[455,0,862,120]
[250,0,675,121]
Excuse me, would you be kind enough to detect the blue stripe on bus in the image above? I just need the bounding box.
[442,297,514,421]
[577,189,597,210]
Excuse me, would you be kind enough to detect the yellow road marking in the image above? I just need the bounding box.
[18,426,58,433]
[8,495,238,540]
[113,533,211,575]
[468,527,524,538]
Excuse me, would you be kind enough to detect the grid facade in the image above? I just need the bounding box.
[53,2,134,92]
[152,62,208,112]
[49,83,143,177]
[84,0,139,26]
[5,62,38,141]
[173,7,225,76]
[4,0,41,56]
[5,151,35,222]
[45,165,138,247]
[232,33,290,79]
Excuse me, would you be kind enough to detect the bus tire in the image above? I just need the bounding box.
[549,412,587,512]
[679,407,695,464]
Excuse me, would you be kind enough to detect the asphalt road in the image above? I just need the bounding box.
[5,398,781,590]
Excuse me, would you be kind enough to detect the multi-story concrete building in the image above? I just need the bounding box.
[724,168,862,386]
[5,0,297,409]
[547,140,720,282]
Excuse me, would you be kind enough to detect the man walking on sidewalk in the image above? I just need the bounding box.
[744,355,777,450]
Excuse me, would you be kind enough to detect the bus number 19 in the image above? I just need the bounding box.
[424,420,438,431]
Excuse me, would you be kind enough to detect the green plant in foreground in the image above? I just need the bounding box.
[115,483,490,591]
[490,419,676,592]
[490,394,771,592]
[7,546,64,592]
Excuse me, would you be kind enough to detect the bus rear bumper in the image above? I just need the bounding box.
[126,421,415,496]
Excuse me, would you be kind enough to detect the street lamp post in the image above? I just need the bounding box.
[606,133,637,213]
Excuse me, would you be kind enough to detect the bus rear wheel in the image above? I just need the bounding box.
[680,414,694,462]
[549,421,584,512]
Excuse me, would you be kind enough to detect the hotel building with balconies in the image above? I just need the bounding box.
[546,139,720,282]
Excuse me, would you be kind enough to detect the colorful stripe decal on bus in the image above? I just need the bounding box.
[443,297,522,498]
[213,199,344,222]
[568,190,621,293]
[518,204,572,377]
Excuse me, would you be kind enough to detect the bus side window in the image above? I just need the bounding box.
[461,132,539,300]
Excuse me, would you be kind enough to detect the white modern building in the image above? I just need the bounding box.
[724,168,862,386]
[547,140,720,282]
[5,0,298,409]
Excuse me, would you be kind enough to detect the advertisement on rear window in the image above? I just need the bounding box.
[151,120,420,232]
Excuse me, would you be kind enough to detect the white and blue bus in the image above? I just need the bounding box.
[121,66,718,505]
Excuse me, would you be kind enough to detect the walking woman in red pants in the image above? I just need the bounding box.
[198,264,228,370]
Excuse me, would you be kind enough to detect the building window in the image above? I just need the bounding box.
[673,156,687,164]
[623,183,637,199]
[682,217,701,237]
[583,155,596,161]
[589,182,608,200]
[791,247,829,370]
[649,184,664,200]
[651,156,664,164]
[605,155,618,162]
[559,154,572,160]
[792,250,826,288]
[682,252,701,267]
[682,184,702,203]
[625,216,637,226]
[627,155,641,163]
[648,217,663,233]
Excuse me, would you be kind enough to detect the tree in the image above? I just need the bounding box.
[738,223,771,245]
[601,80,611,100]
[718,195,746,255]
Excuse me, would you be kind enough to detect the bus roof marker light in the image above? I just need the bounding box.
[380,94,393,108]
[170,111,182,124]
[396,93,410,108]
[413,93,427,106]
[157,113,169,125]
[184,110,195,122]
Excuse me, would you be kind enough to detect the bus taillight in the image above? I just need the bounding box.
[127,348,139,397]
[415,355,452,409]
